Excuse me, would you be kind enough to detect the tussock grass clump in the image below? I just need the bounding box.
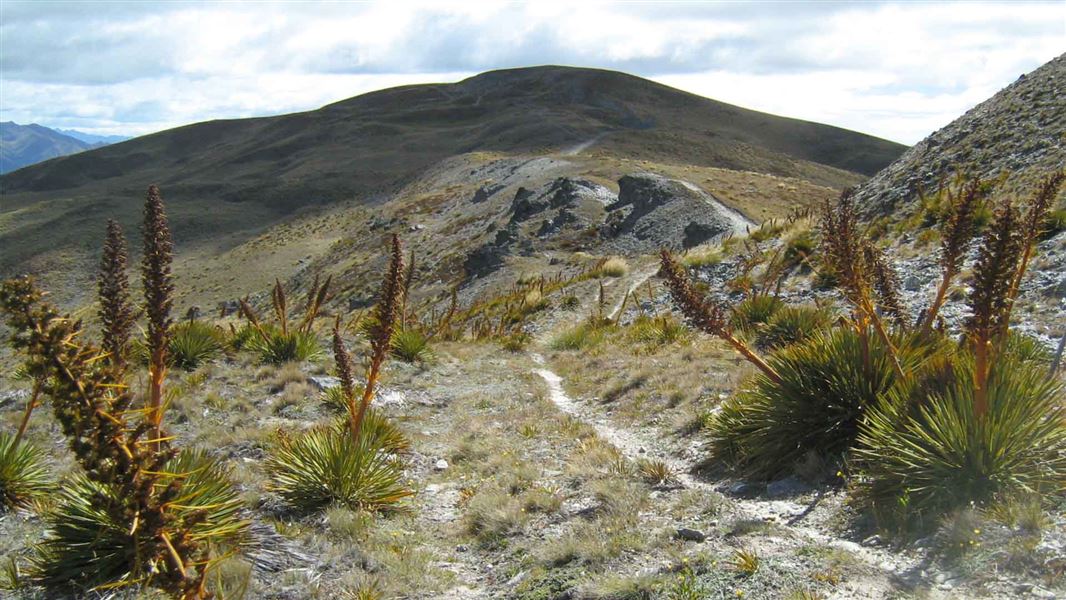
[0,432,49,511]
[266,425,412,513]
[595,257,629,278]
[169,320,225,370]
[856,354,1066,527]
[464,489,529,546]
[391,327,432,363]
[33,450,246,591]
[626,315,688,347]
[681,248,723,268]
[550,320,611,351]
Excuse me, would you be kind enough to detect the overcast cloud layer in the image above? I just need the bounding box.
[1,1,1062,144]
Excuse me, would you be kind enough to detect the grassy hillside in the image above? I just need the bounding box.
[0,66,904,307]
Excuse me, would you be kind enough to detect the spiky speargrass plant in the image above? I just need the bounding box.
[238,275,331,364]
[391,327,432,363]
[142,185,174,443]
[550,320,611,351]
[0,431,50,511]
[266,423,412,513]
[33,450,246,592]
[168,320,225,370]
[852,174,1066,529]
[626,314,688,347]
[0,277,245,598]
[268,240,411,513]
[400,249,416,328]
[757,305,832,350]
[708,327,946,479]
[660,250,781,384]
[98,219,135,370]
[856,353,1066,527]
[245,325,322,364]
[966,195,1025,418]
[729,294,785,334]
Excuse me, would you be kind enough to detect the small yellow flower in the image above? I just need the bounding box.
[973,528,981,535]
[836,471,844,478]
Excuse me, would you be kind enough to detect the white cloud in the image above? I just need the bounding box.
[0,1,1061,143]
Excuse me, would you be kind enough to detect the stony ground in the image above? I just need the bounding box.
[1,243,1064,599]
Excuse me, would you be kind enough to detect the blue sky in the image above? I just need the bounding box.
[1,1,1062,144]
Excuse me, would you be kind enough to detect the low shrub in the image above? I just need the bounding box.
[500,331,532,352]
[32,450,247,590]
[1042,209,1066,239]
[266,424,412,513]
[169,320,225,370]
[783,230,816,269]
[0,432,50,511]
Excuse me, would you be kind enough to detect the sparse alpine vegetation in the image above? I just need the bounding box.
[664,172,1066,533]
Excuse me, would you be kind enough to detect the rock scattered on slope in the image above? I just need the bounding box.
[855,53,1065,215]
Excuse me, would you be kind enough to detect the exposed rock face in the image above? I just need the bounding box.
[603,173,753,252]
[464,224,520,278]
[855,53,1065,215]
[472,182,504,203]
[510,187,547,222]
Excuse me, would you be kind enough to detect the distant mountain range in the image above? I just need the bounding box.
[55,128,130,146]
[0,122,128,174]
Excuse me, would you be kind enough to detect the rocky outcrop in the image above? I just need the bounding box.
[471,182,505,203]
[602,173,753,252]
[464,224,519,278]
[855,53,1065,215]
[510,187,548,222]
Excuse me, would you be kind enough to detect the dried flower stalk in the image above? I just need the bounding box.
[352,235,404,441]
[141,185,174,442]
[98,219,135,369]
[919,180,982,335]
[660,250,782,384]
